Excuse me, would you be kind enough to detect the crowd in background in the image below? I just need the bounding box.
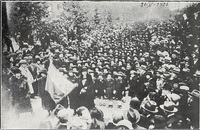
[2,8,200,129]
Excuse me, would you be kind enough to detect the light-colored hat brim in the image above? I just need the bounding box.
[141,105,158,113]
[160,105,178,113]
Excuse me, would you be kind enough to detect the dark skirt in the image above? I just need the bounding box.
[41,91,56,111]
[14,97,33,114]
[79,91,95,110]
[106,88,113,99]
[38,77,56,111]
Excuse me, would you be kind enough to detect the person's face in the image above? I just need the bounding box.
[126,64,131,70]
[103,69,108,73]
[69,72,73,76]
[15,73,21,79]
[29,58,33,63]
[10,57,14,62]
[156,72,160,77]
[91,64,95,68]
[70,63,73,67]
[118,76,122,80]
[118,61,122,66]
[40,53,43,57]
[77,63,81,67]
[107,74,112,79]
[82,71,87,75]
[99,75,103,79]
[146,75,150,79]
[59,54,63,58]
[172,54,176,59]
[90,73,94,78]
[95,68,99,72]
[97,59,101,63]
[29,56,33,60]
[85,63,89,67]
[130,71,135,76]
[37,61,40,64]
[170,73,177,79]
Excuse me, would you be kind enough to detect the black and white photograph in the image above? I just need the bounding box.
[1,1,200,129]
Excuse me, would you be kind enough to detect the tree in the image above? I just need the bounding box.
[2,2,9,49]
[61,2,89,41]
[173,3,200,72]
[107,11,113,24]
[9,2,49,45]
[94,8,100,25]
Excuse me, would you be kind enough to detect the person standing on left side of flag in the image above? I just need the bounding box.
[19,59,34,94]
[9,67,33,118]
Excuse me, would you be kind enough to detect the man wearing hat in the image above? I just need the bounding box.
[160,101,183,129]
[123,107,145,129]
[94,72,106,106]
[78,66,95,110]
[54,107,74,129]
[90,107,106,129]
[139,100,159,128]
[113,72,126,102]
[128,70,138,98]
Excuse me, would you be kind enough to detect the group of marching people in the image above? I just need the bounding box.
[2,17,200,129]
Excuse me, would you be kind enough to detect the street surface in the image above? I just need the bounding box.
[2,96,132,129]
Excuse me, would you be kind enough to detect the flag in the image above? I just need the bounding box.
[45,60,77,104]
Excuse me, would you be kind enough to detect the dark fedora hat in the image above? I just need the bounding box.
[123,107,140,124]
[141,100,158,113]
[130,97,140,110]
[11,67,21,74]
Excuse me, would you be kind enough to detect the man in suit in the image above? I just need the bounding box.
[160,101,183,129]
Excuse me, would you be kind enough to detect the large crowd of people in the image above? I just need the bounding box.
[2,6,200,129]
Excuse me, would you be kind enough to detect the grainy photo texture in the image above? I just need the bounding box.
[1,1,200,129]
